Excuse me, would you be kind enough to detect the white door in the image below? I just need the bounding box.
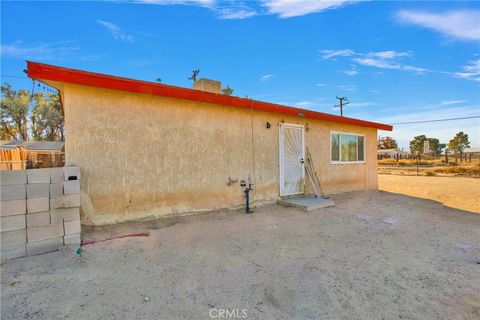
[279,123,305,196]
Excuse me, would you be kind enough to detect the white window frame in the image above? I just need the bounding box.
[330,131,366,164]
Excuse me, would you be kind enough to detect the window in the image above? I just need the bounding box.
[331,132,365,163]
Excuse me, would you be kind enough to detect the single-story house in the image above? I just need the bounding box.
[27,61,393,225]
[2,141,64,168]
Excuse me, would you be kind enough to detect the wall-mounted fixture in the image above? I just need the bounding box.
[266,122,271,129]
[227,176,238,186]
[305,124,310,131]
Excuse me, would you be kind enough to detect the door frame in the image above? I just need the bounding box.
[279,123,305,196]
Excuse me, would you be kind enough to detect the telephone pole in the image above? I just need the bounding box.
[334,96,349,117]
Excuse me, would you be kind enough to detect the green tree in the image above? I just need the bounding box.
[426,138,446,156]
[448,132,470,161]
[409,135,446,155]
[31,92,64,141]
[1,84,30,140]
[409,135,427,154]
[222,85,234,96]
[377,136,398,150]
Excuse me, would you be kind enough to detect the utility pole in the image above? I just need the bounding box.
[334,96,349,117]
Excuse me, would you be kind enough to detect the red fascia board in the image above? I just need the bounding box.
[27,61,393,131]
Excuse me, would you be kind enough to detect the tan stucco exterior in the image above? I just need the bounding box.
[54,82,378,225]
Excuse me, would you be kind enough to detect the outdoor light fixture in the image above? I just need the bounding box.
[266,122,271,129]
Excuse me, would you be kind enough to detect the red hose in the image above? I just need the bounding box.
[81,231,150,246]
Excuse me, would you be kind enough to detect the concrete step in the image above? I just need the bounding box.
[278,195,335,211]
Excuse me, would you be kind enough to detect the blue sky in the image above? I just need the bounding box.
[1,0,479,149]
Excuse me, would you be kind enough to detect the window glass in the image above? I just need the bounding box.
[331,133,340,161]
[331,133,365,162]
[341,134,357,161]
[357,136,365,161]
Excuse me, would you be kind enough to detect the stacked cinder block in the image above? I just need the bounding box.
[1,167,81,260]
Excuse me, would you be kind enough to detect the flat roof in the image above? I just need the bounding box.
[27,61,393,131]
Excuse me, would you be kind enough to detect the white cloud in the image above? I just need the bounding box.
[259,74,277,82]
[262,0,361,18]
[367,50,410,59]
[216,7,256,19]
[97,20,134,42]
[319,49,356,60]
[342,65,359,76]
[454,59,480,82]
[343,70,359,76]
[395,10,480,41]
[352,50,428,74]
[0,40,79,60]
[337,84,356,91]
[316,83,327,87]
[441,100,467,106]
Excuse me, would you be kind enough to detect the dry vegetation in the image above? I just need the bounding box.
[378,158,480,177]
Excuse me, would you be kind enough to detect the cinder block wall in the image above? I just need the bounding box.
[1,167,81,261]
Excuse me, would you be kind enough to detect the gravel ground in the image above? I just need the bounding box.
[1,191,479,320]
[379,174,480,214]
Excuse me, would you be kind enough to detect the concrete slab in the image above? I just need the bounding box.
[278,195,335,211]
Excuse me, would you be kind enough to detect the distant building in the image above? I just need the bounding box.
[1,141,64,168]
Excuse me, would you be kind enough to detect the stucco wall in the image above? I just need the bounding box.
[58,83,378,224]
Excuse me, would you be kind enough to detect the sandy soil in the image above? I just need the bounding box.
[379,174,480,214]
[1,191,479,319]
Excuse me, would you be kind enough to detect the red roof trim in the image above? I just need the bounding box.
[27,61,393,131]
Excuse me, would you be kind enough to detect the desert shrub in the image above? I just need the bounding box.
[378,159,396,165]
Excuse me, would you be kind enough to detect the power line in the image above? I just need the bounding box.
[391,115,480,125]
[1,74,30,79]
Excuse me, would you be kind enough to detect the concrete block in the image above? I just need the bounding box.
[64,194,80,208]
[64,167,80,181]
[27,211,50,228]
[50,207,80,224]
[64,220,81,235]
[49,168,64,183]
[27,183,50,199]
[1,185,26,201]
[1,199,26,216]
[27,168,50,184]
[64,233,81,246]
[1,243,26,260]
[27,197,49,213]
[50,197,64,210]
[27,223,63,242]
[26,237,63,256]
[49,183,64,198]
[0,215,26,232]
[1,229,26,245]
[63,180,80,195]
[0,170,27,185]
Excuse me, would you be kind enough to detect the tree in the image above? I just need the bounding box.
[409,135,427,154]
[1,84,30,140]
[448,132,470,162]
[426,138,446,156]
[222,85,234,96]
[377,136,398,150]
[31,92,64,141]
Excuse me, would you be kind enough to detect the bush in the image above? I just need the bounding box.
[378,159,397,165]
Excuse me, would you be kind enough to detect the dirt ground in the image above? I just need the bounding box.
[1,191,479,320]
[379,174,480,214]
